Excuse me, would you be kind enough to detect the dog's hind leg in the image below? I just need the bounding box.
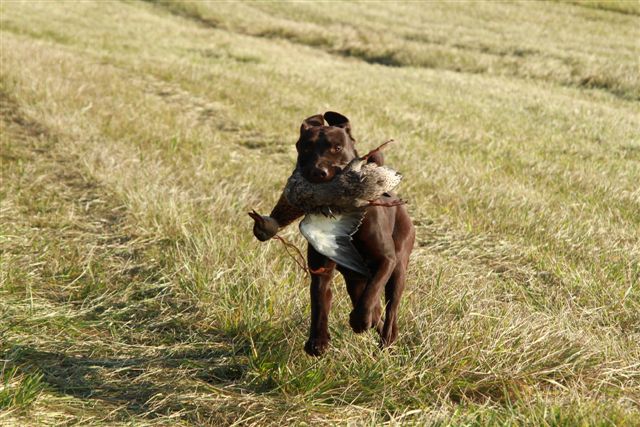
[340,270,367,307]
[340,271,383,335]
[380,264,406,347]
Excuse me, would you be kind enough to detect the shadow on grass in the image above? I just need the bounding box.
[1,339,253,418]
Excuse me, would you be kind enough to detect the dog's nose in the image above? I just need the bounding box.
[311,167,330,182]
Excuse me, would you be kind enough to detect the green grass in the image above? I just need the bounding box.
[1,366,44,413]
[1,0,639,425]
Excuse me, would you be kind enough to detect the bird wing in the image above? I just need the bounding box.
[299,211,370,277]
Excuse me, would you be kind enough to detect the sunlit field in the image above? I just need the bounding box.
[1,1,639,425]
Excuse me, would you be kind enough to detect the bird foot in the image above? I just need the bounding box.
[248,209,265,224]
[368,199,406,207]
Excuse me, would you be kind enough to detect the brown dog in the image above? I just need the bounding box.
[251,112,415,356]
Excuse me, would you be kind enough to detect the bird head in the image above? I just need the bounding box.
[248,210,280,241]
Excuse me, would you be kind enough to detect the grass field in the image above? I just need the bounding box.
[1,0,639,425]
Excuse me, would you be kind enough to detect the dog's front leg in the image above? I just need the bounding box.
[304,245,336,357]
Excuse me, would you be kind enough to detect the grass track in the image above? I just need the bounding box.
[1,1,639,425]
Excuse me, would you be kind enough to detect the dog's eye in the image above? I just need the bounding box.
[333,145,342,153]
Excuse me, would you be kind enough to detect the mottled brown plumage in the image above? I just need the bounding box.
[283,141,403,216]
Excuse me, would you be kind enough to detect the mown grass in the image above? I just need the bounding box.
[1,1,639,425]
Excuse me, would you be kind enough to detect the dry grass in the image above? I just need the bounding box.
[1,1,639,425]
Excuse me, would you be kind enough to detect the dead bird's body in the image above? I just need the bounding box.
[278,140,405,277]
[284,140,403,216]
[251,139,404,277]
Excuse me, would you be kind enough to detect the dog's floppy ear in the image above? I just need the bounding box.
[324,111,350,128]
[324,111,354,141]
[300,114,325,132]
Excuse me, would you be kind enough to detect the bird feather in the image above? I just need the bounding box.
[299,212,370,277]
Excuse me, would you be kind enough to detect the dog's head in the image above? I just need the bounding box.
[296,111,358,183]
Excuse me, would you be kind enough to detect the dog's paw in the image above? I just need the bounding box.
[304,337,330,356]
[349,304,382,334]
